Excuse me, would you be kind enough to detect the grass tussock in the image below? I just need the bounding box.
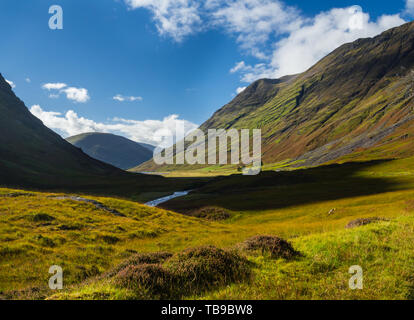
[189,207,231,221]
[240,235,300,259]
[109,246,252,299]
[114,264,176,299]
[105,252,173,278]
[345,217,388,229]
[166,246,252,294]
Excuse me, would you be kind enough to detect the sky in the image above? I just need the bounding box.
[0,0,413,146]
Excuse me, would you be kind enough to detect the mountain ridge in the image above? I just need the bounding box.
[66,132,154,170]
[137,21,414,172]
[0,74,124,187]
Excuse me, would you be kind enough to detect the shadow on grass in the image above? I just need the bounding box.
[160,159,406,213]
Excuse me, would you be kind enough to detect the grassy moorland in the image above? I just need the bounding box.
[1,156,414,299]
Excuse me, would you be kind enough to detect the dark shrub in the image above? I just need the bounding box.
[33,235,56,248]
[105,252,173,278]
[97,235,120,244]
[114,264,176,299]
[58,224,83,231]
[241,235,299,259]
[345,217,388,229]
[28,213,55,222]
[166,246,251,293]
[189,207,231,221]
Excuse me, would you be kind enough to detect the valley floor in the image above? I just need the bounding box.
[1,157,414,299]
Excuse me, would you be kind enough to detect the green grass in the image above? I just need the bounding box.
[2,157,414,299]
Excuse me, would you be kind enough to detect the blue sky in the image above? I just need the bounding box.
[0,0,412,145]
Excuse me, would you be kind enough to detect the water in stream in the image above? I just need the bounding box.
[145,191,191,207]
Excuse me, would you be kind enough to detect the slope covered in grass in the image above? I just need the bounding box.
[0,188,231,299]
[2,156,414,299]
[137,21,414,174]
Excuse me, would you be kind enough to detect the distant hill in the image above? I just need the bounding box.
[0,73,122,187]
[66,132,154,170]
[137,21,414,172]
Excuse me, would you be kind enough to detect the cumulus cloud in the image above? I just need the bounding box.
[125,0,202,42]
[230,6,406,82]
[124,1,406,83]
[211,0,301,59]
[236,86,246,94]
[113,94,143,102]
[61,87,90,103]
[5,79,15,89]
[25,78,31,83]
[406,0,414,16]
[42,83,90,103]
[30,104,198,147]
[42,83,67,90]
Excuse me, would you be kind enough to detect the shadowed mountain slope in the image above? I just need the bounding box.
[0,74,127,187]
[67,132,154,170]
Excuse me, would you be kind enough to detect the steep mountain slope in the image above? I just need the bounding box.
[206,21,414,166]
[138,21,414,172]
[67,132,154,170]
[0,73,213,199]
[0,74,124,187]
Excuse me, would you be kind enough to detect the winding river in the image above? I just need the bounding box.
[145,191,191,207]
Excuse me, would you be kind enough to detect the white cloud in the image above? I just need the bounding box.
[25,78,31,83]
[236,86,246,94]
[42,83,67,90]
[230,61,247,73]
[211,0,301,59]
[124,1,406,83]
[61,87,90,103]
[231,6,406,82]
[30,104,198,147]
[125,0,202,42]
[406,0,414,16]
[5,79,15,89]
[42,83,90,103]
[113,94,143,102]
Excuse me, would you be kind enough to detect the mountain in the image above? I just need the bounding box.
[66,132,154,170]
[0,74,126,187]
[0,75,203,198]
[137,21,414,172]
